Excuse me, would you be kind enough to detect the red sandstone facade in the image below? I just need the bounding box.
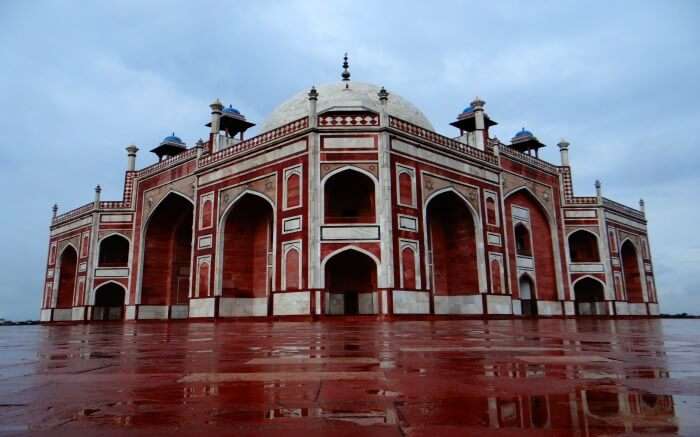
[40,73,659,322]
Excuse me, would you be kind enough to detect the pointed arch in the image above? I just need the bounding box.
[142,189,195,226]
[323,246,379,315]
[92,280,126,320]
[621,239,644,303]
[322,166,378,224]
[505,187,561,302]
[55,243,78,308]
[568,229,600,263]
[217,191,275,298]
[97,233,130,267]
[139,192,194,306]
[573,275,607,314]
[423,187,486,296]
[518,272,537,316]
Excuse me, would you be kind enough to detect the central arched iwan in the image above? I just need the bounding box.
[506,190,557,301]
[426,191,479,295]
[141,194,194,305]
[221,194,274,298]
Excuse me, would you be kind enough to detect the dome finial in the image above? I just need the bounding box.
[341,52,351,88]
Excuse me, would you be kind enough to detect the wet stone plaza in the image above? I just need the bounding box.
[1,319,699,436]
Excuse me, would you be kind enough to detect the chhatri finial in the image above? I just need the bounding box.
[378,86,389,102]
[341,52,351,88]
[308,85,318,101]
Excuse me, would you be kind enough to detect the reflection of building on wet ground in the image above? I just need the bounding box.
[41,56,659,322]
[3,319,684,434]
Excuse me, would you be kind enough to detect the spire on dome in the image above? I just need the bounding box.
[341,53,351,88]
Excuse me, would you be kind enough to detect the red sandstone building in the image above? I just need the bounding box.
[40,60,659,322]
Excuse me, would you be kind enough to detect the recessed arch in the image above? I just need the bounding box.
[518,273,537,316]
[322,167,378,224]
[218,192,274,298]
[97,233,130,267]
[55,244,78,308]
[320,245,381,282]
[505,187,560,302]
[139,192,194,306]
[568,229,600,263]
[514,222,532,256]
[621,239,644,303]
[323,247,378,315]
[423,187,486,296]
[92,281,126,320]
[573,276,607,316]
[143,189,194,226]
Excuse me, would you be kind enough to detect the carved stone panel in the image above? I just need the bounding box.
[143,176,196,221]
[98,230,132,241]
[320,163,378,180]
[502,173,554,218]
[218,174,277,221]
[422,174,480,213]
[57,236,81,257]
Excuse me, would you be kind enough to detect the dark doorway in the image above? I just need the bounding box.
[519,274,538,316]
[343,293,359,315]
[574,277,606,315]
[93,283,125,320]
[324,249,377,315]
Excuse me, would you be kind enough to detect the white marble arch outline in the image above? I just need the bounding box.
[320,245,380,289]
[91,279,128,306]
[618,237,648,302]
[503,186,565,301]
[320,165,380,226]
[214,189,277,297]
[52,242,79,308]
[422,186,487,295]
[136,190,195,305]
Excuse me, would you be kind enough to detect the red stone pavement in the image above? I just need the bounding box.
[1,318,699,436]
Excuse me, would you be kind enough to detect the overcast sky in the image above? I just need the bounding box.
[1,1,698,320]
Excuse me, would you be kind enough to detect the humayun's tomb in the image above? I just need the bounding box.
[40,57,659,322]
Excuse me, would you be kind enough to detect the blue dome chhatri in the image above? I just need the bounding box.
[223,105,241,115]
[162,132,184,145]
[462,104,475,114]
[513,128,533,139]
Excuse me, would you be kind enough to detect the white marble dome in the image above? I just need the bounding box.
[260,82,434,132]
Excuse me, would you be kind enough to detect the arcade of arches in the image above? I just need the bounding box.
[426,191,479,295]
[221,194,273,298]
[56,246,78,308]
[324,169,375,224]
[141,194,193,306]
[324,249,377,315]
